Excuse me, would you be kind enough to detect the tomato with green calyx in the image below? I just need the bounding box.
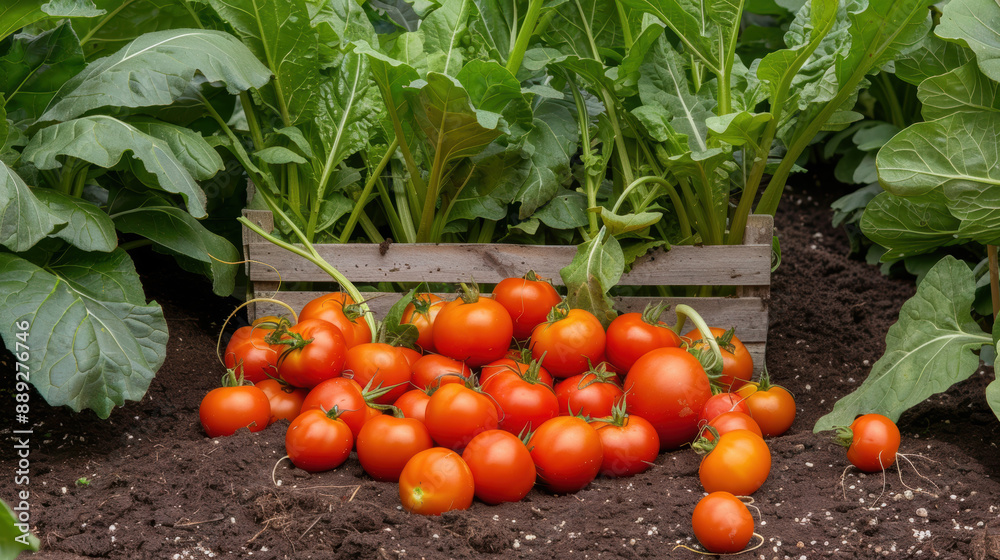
[695,428,771,496]
[692,491,755,554]
[433,283,513,367]
[492,272,562,340]
[480,356,554,388]
[394,388,432,423]
[285,407,354,472]
[589,402,659,477]
[482,367,559,436]
[624,347,712,450]
[735,371,796,437]
[398,447,475,515]
[699,392,750,424]
[356,409,434,482]
[527,416,603,494]
[300,377,387,439]
[410,354,471,390]
[462,430,536,504]
[271,319,348,388]
[402,293,446,353]
[529,303,606,379]
[224,324,280,383]
[834,413,900,472]
[298,292,371,348]
[701,411,762,442]
[605,303,681,373]
[424,382,499,450]
[255,378,307,424]
[344,342,412,405]
[685,327,753,390]
[555,364,623,418]
[199,370,271,437]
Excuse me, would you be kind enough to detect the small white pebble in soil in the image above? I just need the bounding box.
[525,535,536,541]
[904,490,914,500]
[916,508,928,517]
[61,487,67,494]
[513,540,521,550]
[635,517,644,523]
[806,462,814,467]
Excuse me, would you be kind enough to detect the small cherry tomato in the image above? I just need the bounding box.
[692,491,755,553]
[492,272,562,340]
[605,303,681,372]
[735,373,796,437]
[527,416,603,494]
[356,413,434,482]
[398,447,475,515]
[835,413,900,472]
[255,378,308,424]
[199,378,271,437]
[696,429,771,496]
[462,430,536,504]
[285,408,354,472]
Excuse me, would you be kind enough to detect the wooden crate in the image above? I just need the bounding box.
[241,210,773,371]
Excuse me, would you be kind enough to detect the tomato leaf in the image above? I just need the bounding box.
[813,257,992,432]
[560,228,623,328]
[0,498,39,558]
[0,248,168,418]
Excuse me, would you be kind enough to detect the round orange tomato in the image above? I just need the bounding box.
[285,408,354,472]
[527,416,603,494]
[410,354,471,390]
[697,429,771,496]
[274,319,348,388]
[199,384,271,437]
[223,325,280,383]
[298,292,371,348]
[492,273,562,340]
[461,430,536,504]
[605,304,681,372]
[394,388,432,423]
[356,414,434,482]
[300,377,382,439]
[402,293,446,352]
[590,407,659,478]
[529,306,606,378]
[735,375,796,437]
[433,289,513,367]
[424,383,499,450]
[398,447,475,515]
[344,342,412,404]
[624,347,712,450]
[255,378,308,424]
[686,327,753,390]
[692,491,754,553]
[555,368,623,418]
[701,411,762,442]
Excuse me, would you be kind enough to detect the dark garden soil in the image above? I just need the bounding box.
[4,178,1000,560]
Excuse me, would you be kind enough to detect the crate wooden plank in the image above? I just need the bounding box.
[244,242,772,286]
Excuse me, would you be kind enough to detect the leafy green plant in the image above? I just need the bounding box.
[0,11,271,417]
[816,0,1000,430]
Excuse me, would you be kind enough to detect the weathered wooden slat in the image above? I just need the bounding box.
[245,242,772,285]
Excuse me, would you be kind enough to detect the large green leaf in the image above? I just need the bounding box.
[918,61,1000,121]
[0,248,168,418]
[457,59,532,131]
[0,0,103,43]
[0,498,39,559]
[514,100,579,218]
[23,116,222,218]
[110,192,239,296]
[545,0,631,61]
[449,144,529,221]
[937,0,1000,83]
[469,0,515,62]
[0,22,86,122]
[0,160,65,252]
[560,227,623,327]
[894,33,973,86]
[860,191,963,260]
[419,0,471,76]
[70,0,210,59]
[40,28,272,122]
[33,188,116,252]
[814,257,991,431]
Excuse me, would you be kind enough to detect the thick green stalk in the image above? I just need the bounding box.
[375,175,410,242]
[340,138,400,243]
[876,72,906,129]
[240,92,266,152]
[415,133,448,242]
[615,0,634,50]
[569,79,600,237]
[507,0,544,75]
[71,165,89,199]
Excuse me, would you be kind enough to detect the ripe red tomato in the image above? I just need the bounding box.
[697,429,771,496]
[402,293,446,352]
[344,342,412,404]
[492,272,562,340]
[735,375,796,437]
[605,304,681,372]
[199,384,271,437]
[624,347,712,449]
[527,416,603,494]
[424,383,499,450]
[410,354,471,390]
[699,392,751,424]
[692,491,755,553]
[394,388,432,423]
[482,371,559,436]
[686,327,753,390]
[301,377,382,439]
[298,292,372,348]
[590,406,659,477]
[836,413,900,472]
[461,430,536,504]
[398,447,475,515]
[480,357,554,387]
[224,325,280,383]
[433,288,513,367]
[529,306,606,378]
[255,378,307,424]
[285,408,354,472]
[554,368,623,418]
[702,411,762,442]
[356,413,434,481]
[275,319,348,388]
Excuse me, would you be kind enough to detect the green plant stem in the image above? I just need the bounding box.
[358,213,384,244]
[876,72,906,130]
[569,78,600,237]
[614,176,691,239]
[476,220,496,243]
[614,0,634,50]
[199,92,275,200]
[415,137,448,242]
[375,175,410,242]
[340,137,399,243]
[990,245,999,320]
[507,0,544,75]
[240,92,266,152]
[180,0,204,27]
[58,160,79,195]
[71,165,89,199]
[672,304,723,372]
